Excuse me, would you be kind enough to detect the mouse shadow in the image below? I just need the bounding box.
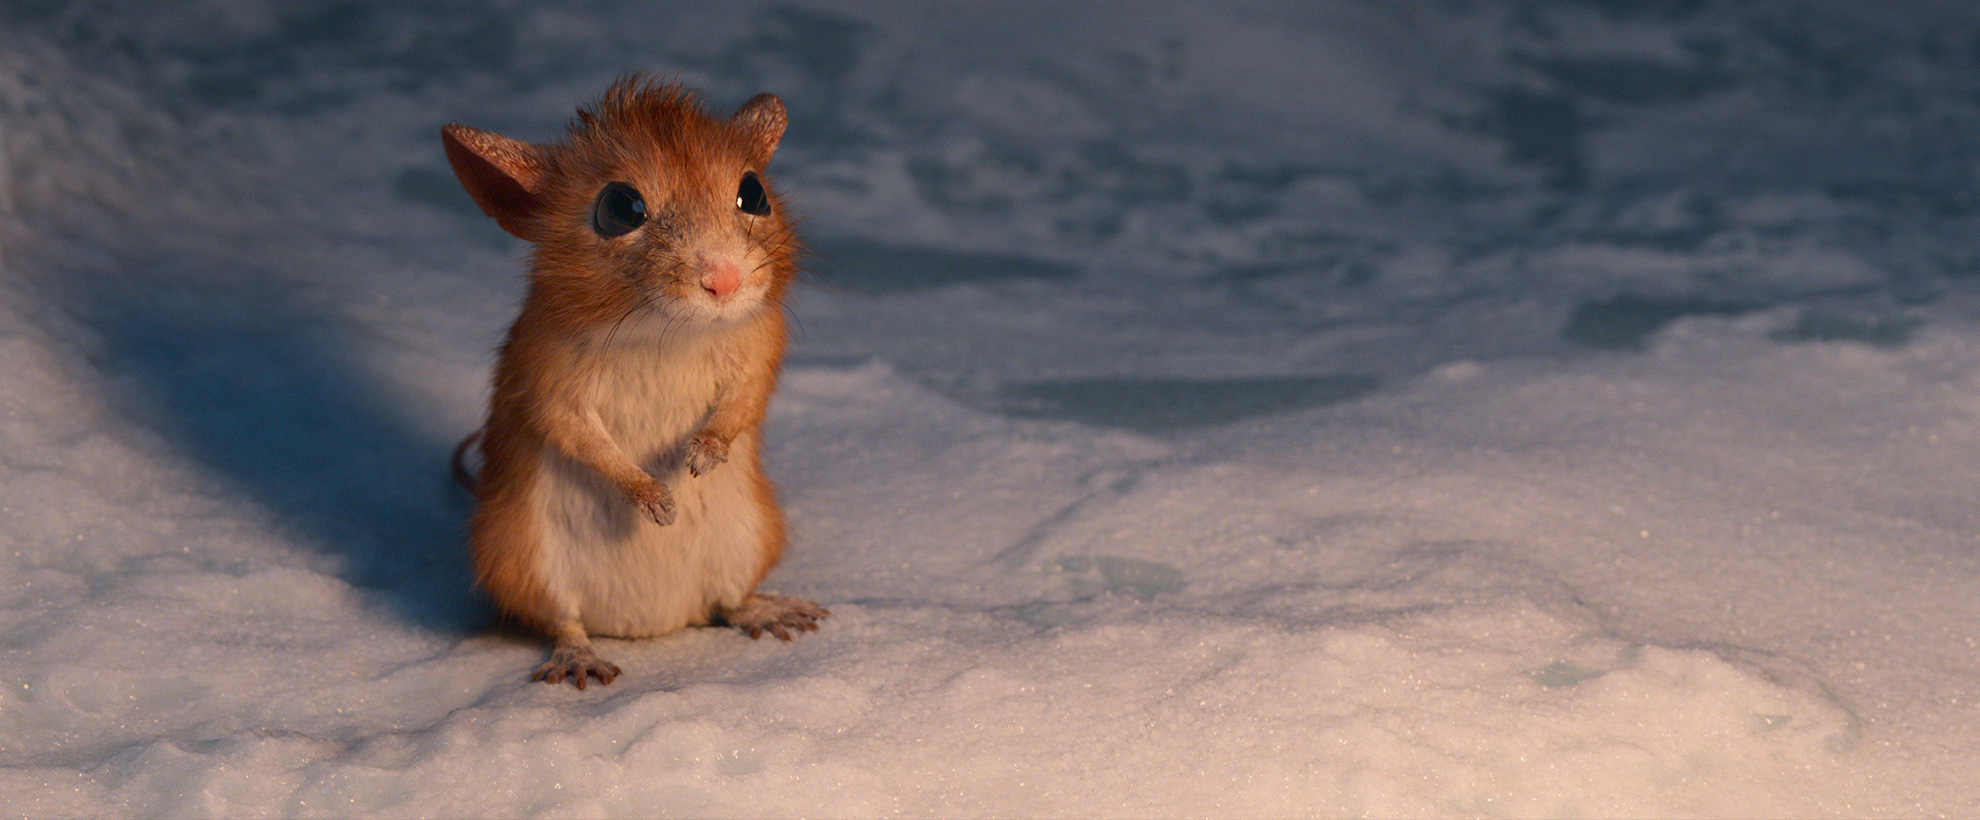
[63,255,487,635]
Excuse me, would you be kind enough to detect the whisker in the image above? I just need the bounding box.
[782,300,808,342]
[602,291,659,348]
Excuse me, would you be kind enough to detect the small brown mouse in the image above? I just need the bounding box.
[443,77,825,688]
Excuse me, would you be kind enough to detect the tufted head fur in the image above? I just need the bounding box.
[443,76,798,335]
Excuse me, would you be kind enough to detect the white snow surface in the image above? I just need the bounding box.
[5,1,1980,816]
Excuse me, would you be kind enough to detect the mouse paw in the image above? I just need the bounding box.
[718,593,830,641]
[531,645,622,690]
[627,479,675,526]
[687,433,729,477]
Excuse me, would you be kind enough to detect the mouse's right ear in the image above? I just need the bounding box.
[441,124,550,240]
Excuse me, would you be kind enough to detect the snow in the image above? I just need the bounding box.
[5,0,1980,816]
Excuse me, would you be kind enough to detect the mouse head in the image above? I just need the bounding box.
[442,78,798,331]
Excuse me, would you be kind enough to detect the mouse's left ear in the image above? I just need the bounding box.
[732,93,787,165]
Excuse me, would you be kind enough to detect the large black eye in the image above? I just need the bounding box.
[591,181,646,237]
[736,171,771,216]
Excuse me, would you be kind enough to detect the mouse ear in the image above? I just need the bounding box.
[441,124,551,240]
[732,93,787,165]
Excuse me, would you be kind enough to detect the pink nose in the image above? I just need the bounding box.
[701,261,741,300]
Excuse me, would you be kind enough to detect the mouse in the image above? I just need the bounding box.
[442,77,826,688]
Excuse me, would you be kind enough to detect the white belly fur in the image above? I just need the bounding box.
[528,326,771,638]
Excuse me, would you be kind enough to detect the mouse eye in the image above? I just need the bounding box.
[591,182,646,237]
[736,171,771,216]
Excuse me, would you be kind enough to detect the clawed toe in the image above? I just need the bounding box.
[722,593,830,641]
[532,646,622,689]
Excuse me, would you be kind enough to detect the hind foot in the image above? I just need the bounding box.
[532,643,621,689]
[718,593,830,641]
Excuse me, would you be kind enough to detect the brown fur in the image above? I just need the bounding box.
[444,78,822,688]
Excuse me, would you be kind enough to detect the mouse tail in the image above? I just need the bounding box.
[451,429,485,494]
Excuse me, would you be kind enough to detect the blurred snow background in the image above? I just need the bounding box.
[4,1,1980,816]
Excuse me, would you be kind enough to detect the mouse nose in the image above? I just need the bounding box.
[701,260,742,300]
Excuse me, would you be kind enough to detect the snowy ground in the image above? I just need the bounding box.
[5,1,1980,816]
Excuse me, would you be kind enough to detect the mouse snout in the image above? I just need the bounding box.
[700,259,743,301]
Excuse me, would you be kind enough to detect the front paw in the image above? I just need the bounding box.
[627,479,675,526]
[687,433,730,477]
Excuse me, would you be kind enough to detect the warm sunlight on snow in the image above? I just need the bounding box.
[4,2,1979,816]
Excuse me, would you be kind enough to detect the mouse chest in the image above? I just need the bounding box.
[582,340,726,454]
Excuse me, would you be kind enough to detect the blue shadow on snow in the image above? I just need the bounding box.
[69,261,483,634]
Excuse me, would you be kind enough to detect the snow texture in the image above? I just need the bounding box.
[4,1,1980,816]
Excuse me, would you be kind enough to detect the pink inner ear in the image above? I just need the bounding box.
[441,124,549,240]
